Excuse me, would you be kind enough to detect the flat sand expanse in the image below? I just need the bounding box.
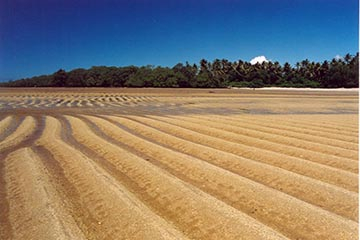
[0,88,358,239]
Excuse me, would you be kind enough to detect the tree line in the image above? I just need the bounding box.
[1,53,358,88]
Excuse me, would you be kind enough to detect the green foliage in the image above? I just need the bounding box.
[67,68,86,87]
[52,69,67,87]
[124,66,152,87]
[248,79,264,88]
[1,53,358,88]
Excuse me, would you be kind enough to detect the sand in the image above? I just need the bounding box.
[0,87,358,240]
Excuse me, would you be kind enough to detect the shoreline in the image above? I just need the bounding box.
[232,87,359,92]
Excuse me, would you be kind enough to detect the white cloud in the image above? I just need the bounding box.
[334,54,343,60]
[250,56,269,65]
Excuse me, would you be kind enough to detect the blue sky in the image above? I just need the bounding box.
[0,0,358,81]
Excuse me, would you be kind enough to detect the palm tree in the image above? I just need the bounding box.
[344,53,352,64]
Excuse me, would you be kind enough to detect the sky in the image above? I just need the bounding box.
[0,0,358,81]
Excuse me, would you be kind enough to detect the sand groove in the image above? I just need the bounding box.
[66,115,288,239]
[192,115,358,151]
[78,114,358,239]
[0,116,13,134]
[4,148,86,240]
[35,116,188,240]
[156,115,358,166]
[132,115,358,191]
[0,116,21,142]
[222,115,359,140]
[0,116,36,152]
[0,94,160,110]
[180,115,359,162]
[102,115,358,221]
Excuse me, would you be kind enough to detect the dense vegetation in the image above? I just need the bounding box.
[1,53,358,88]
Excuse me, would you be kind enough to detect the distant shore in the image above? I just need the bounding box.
[231,87,359,92]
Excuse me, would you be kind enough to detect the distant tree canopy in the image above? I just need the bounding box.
[1,53,358,88]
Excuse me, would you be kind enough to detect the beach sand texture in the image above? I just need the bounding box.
[0,88,358,240]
